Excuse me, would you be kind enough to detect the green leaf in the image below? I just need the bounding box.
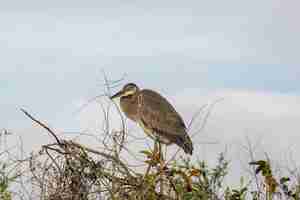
[139,150,152,157]
[183,192,194,200]
[280,177,290,184]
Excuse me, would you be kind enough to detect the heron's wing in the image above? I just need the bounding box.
[138,89,186,136]
[138,89,193,154]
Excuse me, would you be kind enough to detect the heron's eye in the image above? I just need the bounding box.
[125,85,135,91]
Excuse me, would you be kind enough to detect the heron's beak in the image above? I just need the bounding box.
[110,90,124,99]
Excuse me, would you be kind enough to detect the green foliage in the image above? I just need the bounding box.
[11,108,300,200]
[163,153,229,199]
[0,162,15,200]
[5,141,300,200]
[16,140,300,200]
[250,160,300,200]
[224,177,248,200]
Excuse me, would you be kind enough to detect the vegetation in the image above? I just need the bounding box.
[0,88,299,199]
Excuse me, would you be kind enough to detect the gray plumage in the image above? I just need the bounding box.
[110,83,193,155]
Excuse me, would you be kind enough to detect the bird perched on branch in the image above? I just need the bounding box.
[110,83,193,155]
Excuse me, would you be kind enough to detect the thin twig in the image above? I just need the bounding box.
[20,108,62,146]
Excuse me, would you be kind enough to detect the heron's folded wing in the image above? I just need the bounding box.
[138,89,186,136]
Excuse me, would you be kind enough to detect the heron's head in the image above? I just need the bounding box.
[110,83,139,99]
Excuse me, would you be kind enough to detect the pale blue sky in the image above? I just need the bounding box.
[0,0,300,184]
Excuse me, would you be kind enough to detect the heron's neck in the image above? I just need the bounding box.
[120,94,139,121]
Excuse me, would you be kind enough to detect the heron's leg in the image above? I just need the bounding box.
[158,141,165,196]
[158,142,163,162]
[153,140,158,155]
[142,140,158,186]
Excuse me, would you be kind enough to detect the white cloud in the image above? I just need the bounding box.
[172,88,300,181]
[75,88,300,184]
[9,83,299,185]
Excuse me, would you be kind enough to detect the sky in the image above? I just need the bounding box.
[0,0,300,186]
